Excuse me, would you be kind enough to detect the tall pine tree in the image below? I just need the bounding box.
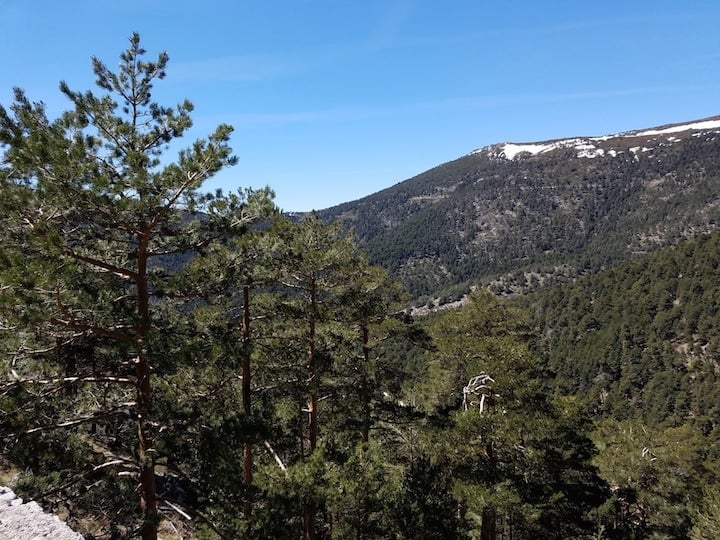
[0,34,273,539]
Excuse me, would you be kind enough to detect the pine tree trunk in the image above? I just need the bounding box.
[360,325,370,447]
[304,512,317,540]
[308,393,318,450]
[480,506,496,540]
[480,440,497,540]
[242,286,253,519]
[304,278,318,540]
[308,277,318,451]
[136,240,158,540]
[136,354,157,540]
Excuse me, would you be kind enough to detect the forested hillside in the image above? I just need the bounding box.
[321,118,720,301]
[0,35,601,540]
[516,232,720,538]
[524,232,720,428]
[2,35,720,540]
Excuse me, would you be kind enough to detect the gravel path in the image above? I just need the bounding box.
[0,487,82,539]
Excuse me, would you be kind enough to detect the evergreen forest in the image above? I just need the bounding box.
[1,35,719,540]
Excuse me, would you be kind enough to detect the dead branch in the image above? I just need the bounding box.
[24,402,136,434]
[50,305,134,343]
[159,497,234,540]
[6,375,134,386]
[463,373,496,413]
[32,459,128,501]
[161,500,192,520]
[63,245,139,280]
[264,440,288,473]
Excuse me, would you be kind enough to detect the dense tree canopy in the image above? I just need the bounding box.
[2,35,718,540]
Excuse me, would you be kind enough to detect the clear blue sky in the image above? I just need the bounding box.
[2,1,719,211]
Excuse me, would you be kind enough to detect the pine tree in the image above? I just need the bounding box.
[691,484,720,540]
[420,291,607,539]
[233,214,406,538]
[0,34,273,539]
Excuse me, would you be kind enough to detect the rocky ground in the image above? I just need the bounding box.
[0,486,82,540]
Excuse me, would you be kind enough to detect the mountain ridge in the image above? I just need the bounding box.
[471,116,720,161]
[319,114,720,300]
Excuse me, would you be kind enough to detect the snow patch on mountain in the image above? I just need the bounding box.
[484,138,606,160]
[630,119,720,137]
[499,142,558,159]
[575,143,605,158]
[471,117,720,162]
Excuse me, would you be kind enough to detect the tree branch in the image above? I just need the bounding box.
[264,440,288,473]
[50,317,134,343]
[24,402,136,434]
[63,245,139,280]
[5,375,134,387]
[32,459,129,502]
[159,497,235,540]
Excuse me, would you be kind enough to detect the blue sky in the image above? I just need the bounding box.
[2,1,719,211]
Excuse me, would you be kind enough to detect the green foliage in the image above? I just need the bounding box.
[523,232,720,429]
[325,443,404,539]
[690,484,720,540]
[592,419,713,539]
[0,33,273,538]
[514,234,720,538]
[321,129,720,299]
[5,33,717,540]
[391,455,463,539]
[405,291,608,539]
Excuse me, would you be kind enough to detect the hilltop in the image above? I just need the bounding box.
[320,116,720,302]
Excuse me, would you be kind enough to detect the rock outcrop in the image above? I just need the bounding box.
[0,487,82,540]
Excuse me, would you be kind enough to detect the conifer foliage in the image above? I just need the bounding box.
[4,34,695,540]
[0,34,272,539]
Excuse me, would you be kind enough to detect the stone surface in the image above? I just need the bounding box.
[0,487,82,540]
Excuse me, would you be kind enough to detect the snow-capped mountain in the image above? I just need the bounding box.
[473,117,720,162]
[321,116,720,299]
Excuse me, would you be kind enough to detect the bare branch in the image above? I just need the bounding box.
[7,375,134,386]
[63,245,139,280]
[148,173,199,233]
[159,498,235,540]
[161,500,192,520]
[462,373,496,413]
[264,440,288,473]
[50,316,134,343]
[25,402,136,434]
[146,231,225,257]
[32,459,128,501]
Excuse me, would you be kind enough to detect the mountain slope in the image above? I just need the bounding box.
[320,117,720,299]
[520,231,720,428]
